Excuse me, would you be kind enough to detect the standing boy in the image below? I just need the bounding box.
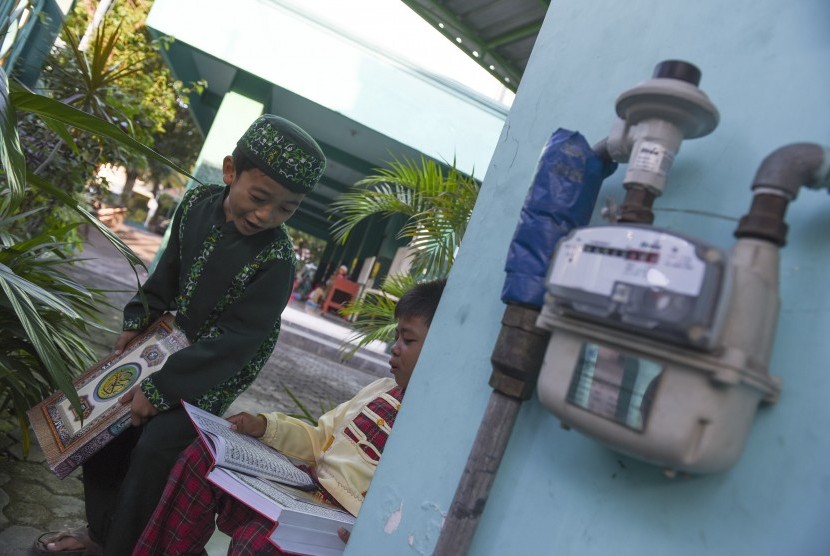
[38,115,327,555]
[132,279,446,555]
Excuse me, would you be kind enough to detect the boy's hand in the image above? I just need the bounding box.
[337,528,351,544]
[227,412,267,438]
[112,330,141,356]
[120,385,159,426]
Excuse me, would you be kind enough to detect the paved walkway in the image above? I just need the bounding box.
[0,224,388,555]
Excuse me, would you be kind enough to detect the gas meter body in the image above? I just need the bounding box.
[536,226,781,474]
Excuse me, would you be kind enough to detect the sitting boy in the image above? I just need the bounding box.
[133,278,446,555]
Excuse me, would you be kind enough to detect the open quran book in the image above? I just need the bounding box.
[27,314,189,478]
[184,402,355,556]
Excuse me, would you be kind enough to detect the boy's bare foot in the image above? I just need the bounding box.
[45,536,84,552]
[34,526,102,555]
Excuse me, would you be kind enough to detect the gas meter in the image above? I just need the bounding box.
[532,60,785,476]
[536,225,781,475]
[546,225,728,350]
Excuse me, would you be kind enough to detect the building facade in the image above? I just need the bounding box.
[348,1,830,554]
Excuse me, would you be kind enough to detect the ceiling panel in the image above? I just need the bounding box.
[400,0,549,92]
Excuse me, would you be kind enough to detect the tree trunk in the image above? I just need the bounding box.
[145,182,162,230]
[78,0,115,51]
[120,168,138,207]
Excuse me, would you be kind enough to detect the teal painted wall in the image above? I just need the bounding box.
[347,1,830,554]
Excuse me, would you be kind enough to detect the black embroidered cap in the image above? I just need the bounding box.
[236,115,327,193]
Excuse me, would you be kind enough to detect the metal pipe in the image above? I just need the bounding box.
[434,130,616,555]
[604,61,719,224]
[433,391,522,556]
[435,305,549,556]
[750,143,830,199]
[592,137,614,167]
[736,143,830,245]
[618,184,657,224]
[593,136,664,226]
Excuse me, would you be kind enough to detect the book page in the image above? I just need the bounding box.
[208,467,352,556]
[207,467,284,523]
[184,402,315,490]
[228,470,354,524]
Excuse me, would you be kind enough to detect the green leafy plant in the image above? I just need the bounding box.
[329,156,478,350]
[0,212,111,453]
[0,64,199,449]
[282,384,335,425]
[338,274,419,351]
[330,156,480,279]
[33,9,203,213]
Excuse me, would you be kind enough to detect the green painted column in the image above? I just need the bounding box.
[8,0,68,87]
[150,92,264,271]
[372,214,409,282]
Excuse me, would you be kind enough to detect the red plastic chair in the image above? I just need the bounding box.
[322,276,360,317]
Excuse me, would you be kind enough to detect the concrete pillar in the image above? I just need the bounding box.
[150,92,263,271]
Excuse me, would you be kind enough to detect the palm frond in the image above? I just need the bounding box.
[281,384,336,425]
[337,274,421,357]
[10,83,200,183]
[328,183,418,243]
[329,154,479,278]
[328,155,477,350]
[0,272,83,411]
[0,65,26,216]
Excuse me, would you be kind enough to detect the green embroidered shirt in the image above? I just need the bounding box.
[122,184,296,415]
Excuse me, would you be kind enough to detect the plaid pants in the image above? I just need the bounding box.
[132,440,283,556]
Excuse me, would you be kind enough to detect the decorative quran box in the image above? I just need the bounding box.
[27,314,189,479]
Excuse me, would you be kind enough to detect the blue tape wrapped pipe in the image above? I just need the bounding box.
[501,129,617,308]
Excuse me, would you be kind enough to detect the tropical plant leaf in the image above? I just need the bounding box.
[57,22,146,129]
[0,222,109,429]
[10,83,201,184]
[0,271,83,413]
[0,65,26,215]
[0,205,46,227]
[328,184,417,242]
[326,154,477,352]
[38,115,80,154]
[0,263,81,318]
[328,155,479,279]
[282,384,318,425]
[337,274,420,356]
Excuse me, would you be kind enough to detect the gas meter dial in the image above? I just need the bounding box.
[545,225,728,350]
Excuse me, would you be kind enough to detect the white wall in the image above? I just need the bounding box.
[348,1,830,554]
[146,0,509,176]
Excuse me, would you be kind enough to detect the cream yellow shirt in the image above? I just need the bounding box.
[260,378,401,516]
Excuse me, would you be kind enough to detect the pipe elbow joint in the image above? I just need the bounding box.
[751,143,830,199]
[592,137,619,179]
[737,143,830,246]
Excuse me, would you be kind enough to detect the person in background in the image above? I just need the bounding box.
[293,262,317,300]
[305,283,327,313]
[326,264,349,289]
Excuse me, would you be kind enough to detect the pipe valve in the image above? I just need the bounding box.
[608,60,719,195]
[608,61,720,224]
